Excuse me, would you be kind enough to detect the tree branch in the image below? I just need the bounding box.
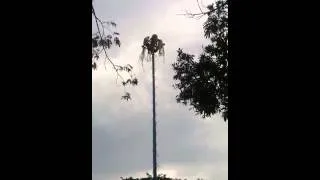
[197,0,204,14]
[176,0,227,19]
[92,4,125,82]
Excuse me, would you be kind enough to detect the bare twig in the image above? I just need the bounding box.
[197,0,204,13]
[176,10,209,19]
[176,0,227,19]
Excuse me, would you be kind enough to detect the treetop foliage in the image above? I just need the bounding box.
[172,0,228,121]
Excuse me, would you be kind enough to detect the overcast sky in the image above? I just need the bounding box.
[92,0,228,179]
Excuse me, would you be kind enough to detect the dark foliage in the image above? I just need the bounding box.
[172,0,228,121]
[140,34,165,65]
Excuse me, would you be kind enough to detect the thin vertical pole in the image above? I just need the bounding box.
[152,53,157,180]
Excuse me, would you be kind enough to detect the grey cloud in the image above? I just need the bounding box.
[92,47,227,179]
[92,91,227,176]
[92,0,227,179]
[93,0,184,21]
[92,119,152,175]
[92,0,182,38]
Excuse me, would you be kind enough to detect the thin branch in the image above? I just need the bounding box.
[176,0,227,19]
[96,18,115,36]
[197,0,204,13]
[92,4,125,82]
[176,10,209,19]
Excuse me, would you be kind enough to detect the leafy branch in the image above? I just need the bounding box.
[173,0,228,121]
[92,4,138,100]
